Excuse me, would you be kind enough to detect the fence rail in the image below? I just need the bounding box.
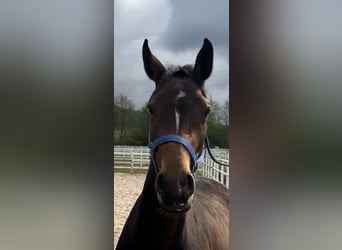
[114,145,229,188]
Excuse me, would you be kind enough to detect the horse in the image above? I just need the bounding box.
[116,38,229,250]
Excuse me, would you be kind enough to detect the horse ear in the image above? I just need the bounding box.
[142,39,166,85]
[193,38,213,86]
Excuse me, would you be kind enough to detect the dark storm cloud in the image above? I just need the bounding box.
[158,0,228,61]
[114,0,228,108]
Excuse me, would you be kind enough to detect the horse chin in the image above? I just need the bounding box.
[160,203,191,214]
[157,194,193,215]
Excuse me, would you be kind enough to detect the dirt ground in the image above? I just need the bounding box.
[114,173,146,249]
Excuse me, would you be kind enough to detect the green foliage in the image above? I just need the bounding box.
[207,110,229,148]
[205,99,229,148]
[114,94,136,142]
[123,104,149,146]
[114,102,150,146]
[114,168,148,174]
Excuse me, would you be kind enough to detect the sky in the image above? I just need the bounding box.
[114,0,229,109]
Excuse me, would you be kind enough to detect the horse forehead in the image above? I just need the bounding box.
[163,76,197,92]
[152,87,187,103]
[150,78,206,105]
[176,90,186,99]
[175,90,185,105]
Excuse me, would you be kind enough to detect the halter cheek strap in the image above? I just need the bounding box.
[149,134,205,174]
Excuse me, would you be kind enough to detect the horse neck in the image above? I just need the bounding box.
[141,163,157,196]
[139,163,187,248]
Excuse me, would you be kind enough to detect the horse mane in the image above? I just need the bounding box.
[159,64,203,87]
[166,65,193,76]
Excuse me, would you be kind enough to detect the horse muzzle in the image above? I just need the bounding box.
[155,172,195,214]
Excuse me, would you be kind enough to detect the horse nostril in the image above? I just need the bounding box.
[155,173,165,196]
[184,174,195,198]
[155,173,195,207]
[180,174,195,200]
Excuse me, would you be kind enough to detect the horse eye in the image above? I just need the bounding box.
[204,107,211,117]
[148,105,154,114]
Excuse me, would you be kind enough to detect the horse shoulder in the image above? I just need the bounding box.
[183,177,229,250]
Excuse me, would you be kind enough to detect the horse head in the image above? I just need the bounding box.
[143,38,213,214]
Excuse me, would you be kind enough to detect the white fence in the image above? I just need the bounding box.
[114,145,229,188]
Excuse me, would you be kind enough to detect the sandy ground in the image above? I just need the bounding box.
[114,173,146,249]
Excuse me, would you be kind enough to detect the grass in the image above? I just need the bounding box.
[196,171,203,177]
[114,167,148,174]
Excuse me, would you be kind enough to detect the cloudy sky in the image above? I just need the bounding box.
[114,0,229,109]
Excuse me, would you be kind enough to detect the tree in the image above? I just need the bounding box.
[206,99,229,148]
[125,103,150,146]
[114,94,135,142]
[223,100,229,126]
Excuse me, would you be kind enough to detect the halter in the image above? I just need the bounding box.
[149,134,205,174]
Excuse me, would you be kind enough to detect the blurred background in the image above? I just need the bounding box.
[0,0,113,249]
[1,0,342,249]
[230,0,342,249]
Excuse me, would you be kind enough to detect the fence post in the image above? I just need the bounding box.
[130,147,133,173]
[140,147,143,168]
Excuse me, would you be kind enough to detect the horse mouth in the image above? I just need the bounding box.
[159,203,191,214]
[157,194,193,214]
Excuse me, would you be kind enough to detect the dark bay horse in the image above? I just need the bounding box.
[116,38,229,250]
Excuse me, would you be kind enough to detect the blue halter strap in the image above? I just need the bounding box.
[149,134,205,174]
